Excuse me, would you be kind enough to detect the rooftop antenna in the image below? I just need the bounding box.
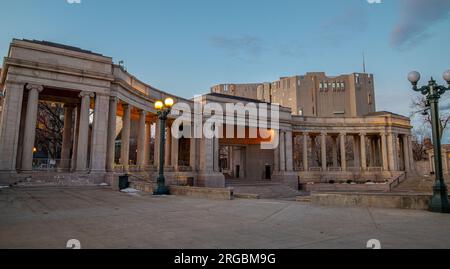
[362,52,366,73]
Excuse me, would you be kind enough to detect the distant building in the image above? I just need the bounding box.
[211,72,376,117]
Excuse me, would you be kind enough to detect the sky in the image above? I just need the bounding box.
[0,0,449,139]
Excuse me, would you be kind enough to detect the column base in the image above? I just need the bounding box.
[153,185,170,195]
[0,170,20,185]
[197,172,225,188]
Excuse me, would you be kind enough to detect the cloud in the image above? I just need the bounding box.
[209,35,263,61]
[391,0,450,50]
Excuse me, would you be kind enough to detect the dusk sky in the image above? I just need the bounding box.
[0,0,449,138]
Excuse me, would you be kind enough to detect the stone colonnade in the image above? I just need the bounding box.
[274,130,415,174]
[0,84,197,175]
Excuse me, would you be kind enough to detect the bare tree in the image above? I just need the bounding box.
[411,127,428,161]
[35,102,64,159]
[410,96,450,142]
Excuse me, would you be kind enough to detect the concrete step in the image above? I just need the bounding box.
[231,183,301,200]
[296,196,312,203]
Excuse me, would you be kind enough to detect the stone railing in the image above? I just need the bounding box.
[328,167,342,172]
[309,167,322,172]
[368,167,383,172]
[347,167,362,172]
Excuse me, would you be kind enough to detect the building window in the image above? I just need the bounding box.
[368,93,372,105]
[319,82,323,89]
[298,109,303,116]
[356,74,360,84]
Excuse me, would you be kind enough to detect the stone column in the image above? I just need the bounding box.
[340,133,347,171]
[381,132,389,171]
[199,138,214,172]
[303,132,309,172]
[408,135,415,172]
[165,124,172,167]
[285,131,294,171]
[429,152,434,173]
[387,132,396,171]
[90,94,110,172]
[360,133,367,171]
[402,135,411,172]
[154,119,160,168]
[144,121,152,165]
[136,109,146,167]
[76,92,93,172]
[21,84,44,172]
[332,136,338,168]
[106,97,118,172]
[189,137,197,171]
[0,82,25,171]
[279,131,286,171]
[15,101,27,170]
[171,134,179,170]
[71,106,81,171]
[321,132,327,171]
[274,133,280,172]
[120,103,131,173]
[214,137,220,173]
[60,104,75,170]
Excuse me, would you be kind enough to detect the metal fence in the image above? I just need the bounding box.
[32,159,72,172]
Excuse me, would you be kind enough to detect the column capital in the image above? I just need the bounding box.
[79,91,95,98]
[320,132,327,137]
[359,132,366,137]
[137,109,147,115]
[339,132,347,137]
[26,83,44,92]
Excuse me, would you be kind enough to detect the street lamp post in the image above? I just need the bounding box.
[408,70,450,213]
[153,97,175,195]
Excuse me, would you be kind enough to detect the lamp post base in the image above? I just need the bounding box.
[429,182,450,214]
[153,185,170,196]
[154,175,170,195]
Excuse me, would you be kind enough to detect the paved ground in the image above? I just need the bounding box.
[1,186,450,249]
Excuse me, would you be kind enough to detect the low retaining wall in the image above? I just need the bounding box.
[304,183,389,192]
[311,192,433,210]
[299,171,395,184]
[169,186,234,200]
[1,172,107,186]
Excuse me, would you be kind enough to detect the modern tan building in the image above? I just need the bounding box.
[0,39,414,192]
[212,72,376,117]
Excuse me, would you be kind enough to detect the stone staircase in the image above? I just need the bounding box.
[392,174,450,194]
[227,180,304,200]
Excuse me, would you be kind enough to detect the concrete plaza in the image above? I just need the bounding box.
[1,186,450,249]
